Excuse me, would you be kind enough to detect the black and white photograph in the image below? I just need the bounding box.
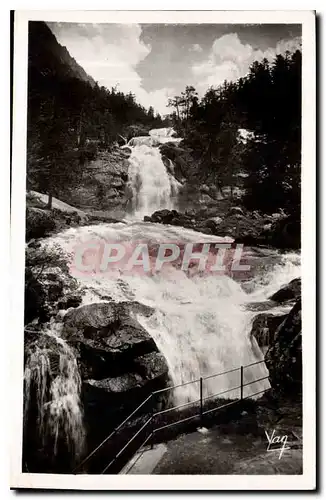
[10,10,316,490]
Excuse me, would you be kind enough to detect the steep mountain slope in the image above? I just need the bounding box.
[28,21,96,87]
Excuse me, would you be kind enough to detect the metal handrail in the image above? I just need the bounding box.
[101,416,153,474]
[152,376,201,395]
[242,375,269,388]
[153,413,199,433]
[202,384,241,402]
[73,393,153,473]
[74,358,269,474]
[202,365,240,381]
[153,398,201,417]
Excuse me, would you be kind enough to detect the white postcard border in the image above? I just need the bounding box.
[10,9,316,490]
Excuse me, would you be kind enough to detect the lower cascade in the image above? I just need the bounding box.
[24,324,85,468]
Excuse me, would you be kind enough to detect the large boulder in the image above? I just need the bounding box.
[202,216,223,233]
[269,278,301,303]
[63,302,159,379]
[83,352,168,400]
[148,209,180,224]
[265,300,302,395]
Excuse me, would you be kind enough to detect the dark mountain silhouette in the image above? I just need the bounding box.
[28,21,96,87]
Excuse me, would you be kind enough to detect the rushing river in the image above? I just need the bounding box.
[24,127,300,460]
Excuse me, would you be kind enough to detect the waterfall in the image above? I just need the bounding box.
[24,324,85,462]
[126,128,181,219]
[42,222,301,405]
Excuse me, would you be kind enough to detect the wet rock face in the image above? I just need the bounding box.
[65,149,130,214]
[269,278,301,303]
[24,300,169,472]
[63,302,167,382]
[250,313,287,349]
[62,301,169,454]
[84,352,168,397]
[265,300,302,395]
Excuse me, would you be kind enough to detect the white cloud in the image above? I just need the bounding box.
[192,33,301,91]
[48,22,173,115]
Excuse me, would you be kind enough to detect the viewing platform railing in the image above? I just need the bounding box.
[73,359,270,474]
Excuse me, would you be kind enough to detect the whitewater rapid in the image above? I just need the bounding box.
[27,126,302,406]
[42,221,300,404]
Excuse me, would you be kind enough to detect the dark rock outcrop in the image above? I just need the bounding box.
[149,209,180,225]
[250,313,287,349]
[25,241,83,323]
[269,215,301,250]
[26,207,56,240]
[269,278,301,303]
[24,299,169,473]
[159,142,191,183]
[145,208,263,242]
[64,149,130,216]
[83,352,168,400]
[63,302,164,380]
[145,207,299,250]
[265,300,302,395]
[26,196,91,241]
[57,293,83,310]
[61,301,169,465]
[24,268,48,324]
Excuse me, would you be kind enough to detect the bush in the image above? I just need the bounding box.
[26,207,56,240]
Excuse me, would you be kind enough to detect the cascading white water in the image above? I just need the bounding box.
[149,127,182,144]
[42,222,301,405]
[24,324,85,460]
[126,128,181,219]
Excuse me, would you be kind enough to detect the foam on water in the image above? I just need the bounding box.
[126,128,181,219]
[42,221,300,404]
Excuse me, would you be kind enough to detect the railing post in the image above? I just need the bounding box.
[150,393,154,449]
[240,366,244,401]
[199,377,203,426]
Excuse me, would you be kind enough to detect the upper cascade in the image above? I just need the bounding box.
[126,128,182,219]
[149,127,182,144]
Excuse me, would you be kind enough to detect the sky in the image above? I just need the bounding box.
[48,22,301,116]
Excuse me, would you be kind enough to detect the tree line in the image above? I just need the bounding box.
[167,49,301,215]
[27,21,169,207]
